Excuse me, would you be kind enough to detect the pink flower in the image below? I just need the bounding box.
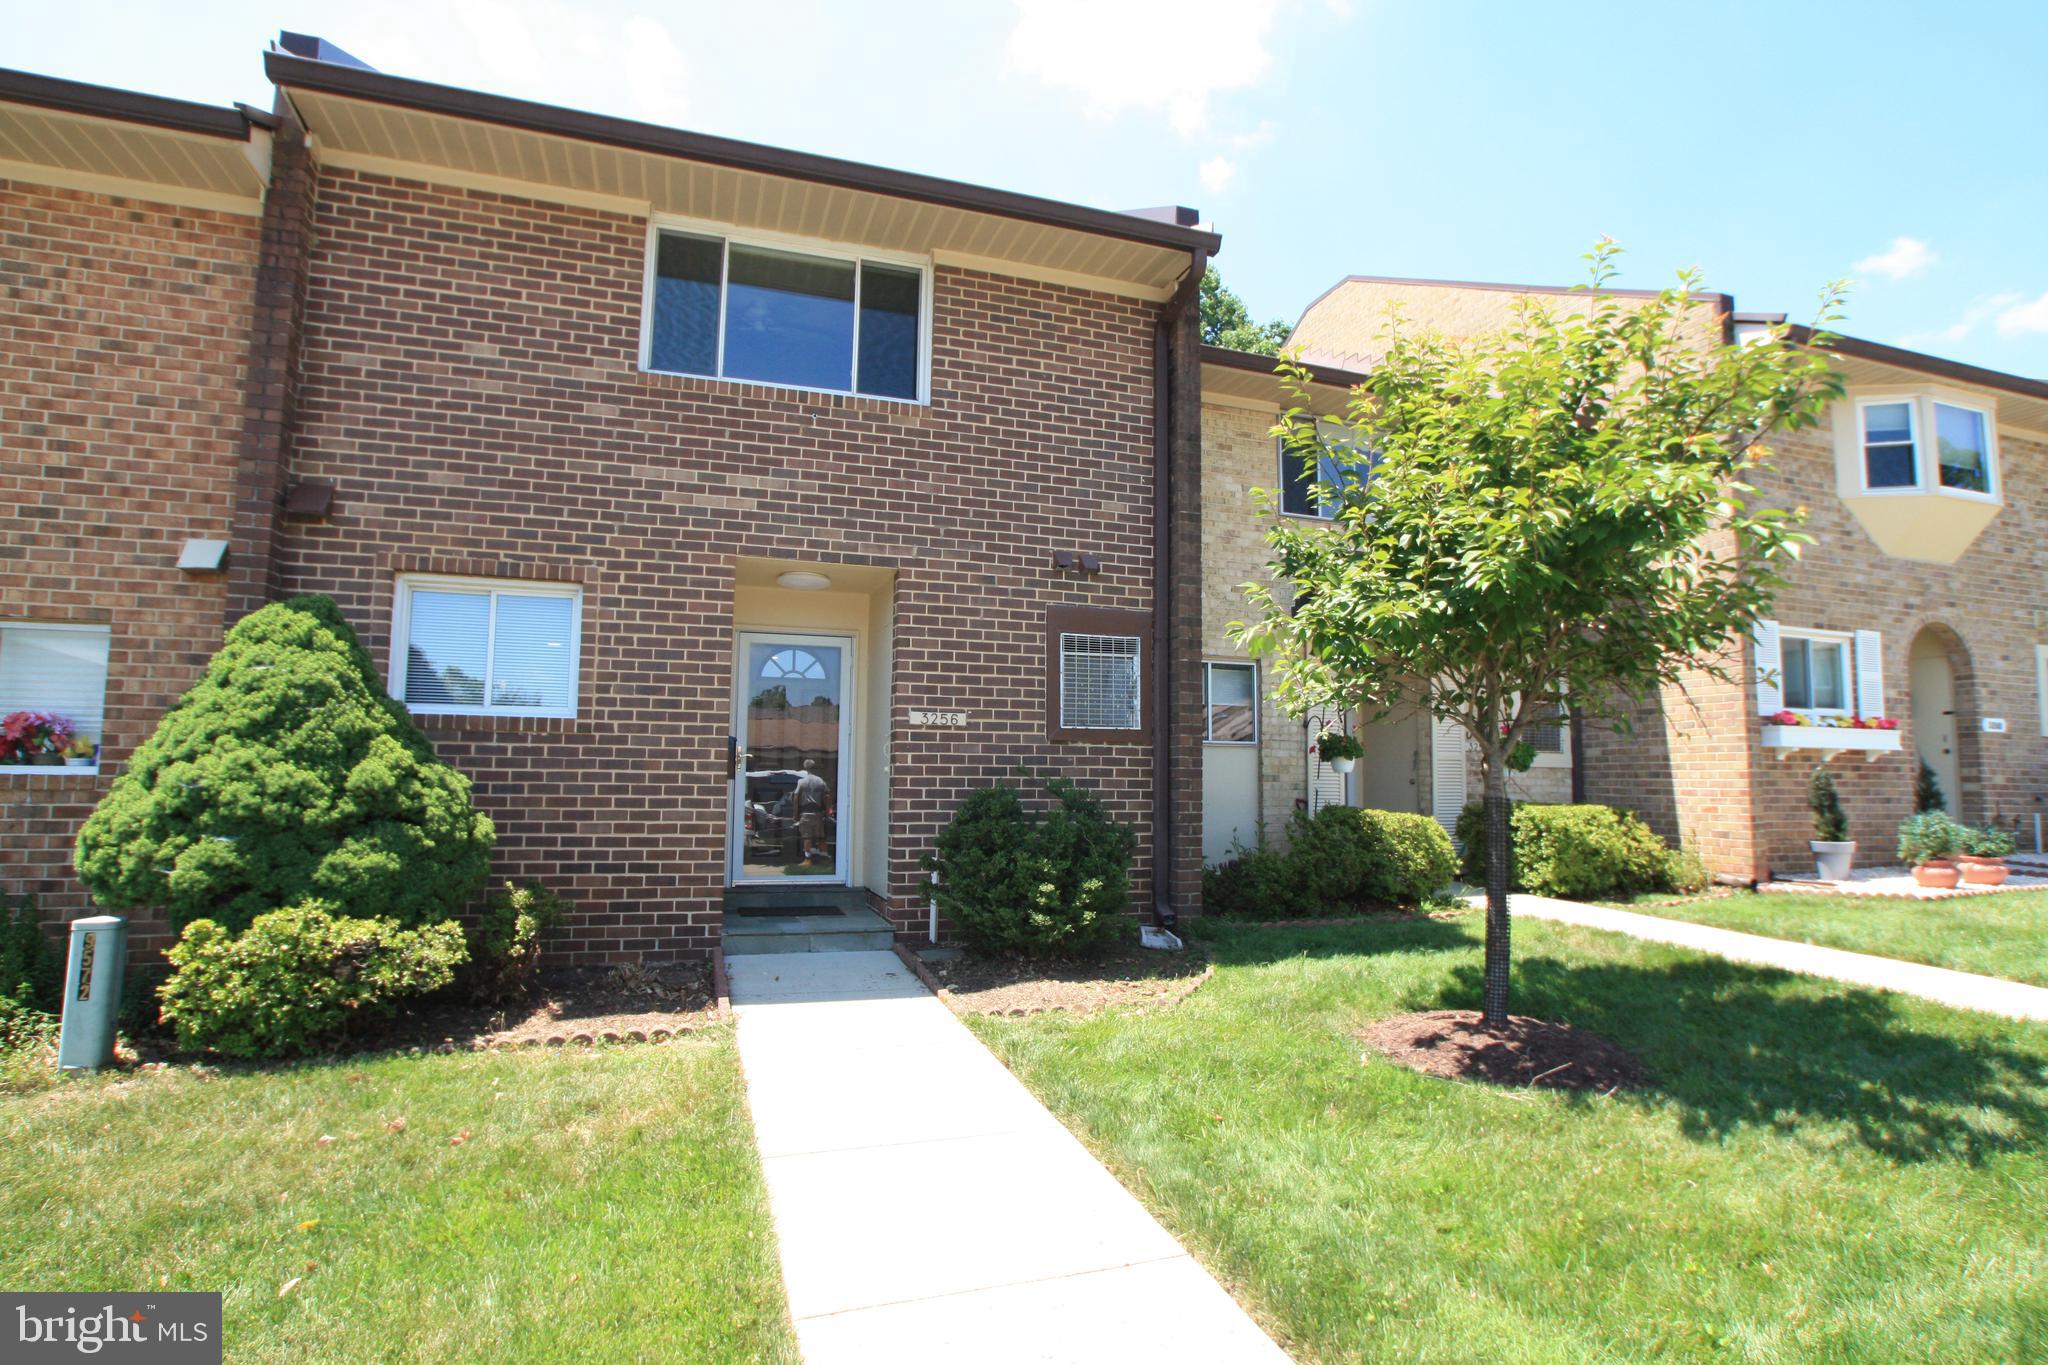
[1769,710,1803,726]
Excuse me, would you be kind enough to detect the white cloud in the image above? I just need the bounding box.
[1895,291,2024,349]
[1853,236,1936,281]
[1006,0,1288,137]
[1198,156,1236,194]
[1996,290,2048,337]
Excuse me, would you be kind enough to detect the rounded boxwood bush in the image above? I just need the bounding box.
[924,777,1134,957]
[159,901,467,1058]
[76,596,495,936]
[1201,843,1312,918]
[1456,801,1674,899]
[1283,805,1458,909]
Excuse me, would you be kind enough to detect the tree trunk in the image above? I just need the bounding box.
[1481,747,1513,1030]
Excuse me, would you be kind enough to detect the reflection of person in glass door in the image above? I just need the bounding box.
[795,759,832,865]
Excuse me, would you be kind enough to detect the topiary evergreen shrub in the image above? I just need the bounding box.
[923,776,1134,957]
[158,902,467,1058]
[75,596,495,936]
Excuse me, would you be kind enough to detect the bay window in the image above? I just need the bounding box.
[1856,394,1997,496]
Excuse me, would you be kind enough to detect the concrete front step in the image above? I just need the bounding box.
[724,907,896,955]
[725,884,875,915]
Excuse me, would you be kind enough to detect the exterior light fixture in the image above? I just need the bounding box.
[176,539,230,573]
[775,571,832,591]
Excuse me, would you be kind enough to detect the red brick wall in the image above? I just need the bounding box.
[274,167,1178,961]
[0,182,259,953]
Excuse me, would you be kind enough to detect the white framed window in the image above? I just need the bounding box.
[1278,420,1376,518]
[2036,645,2048,738]
[391,577,583,719]
[639,218,931,403]
[1059,633,1142,731]
[0,622,111,772]
[1855,394,1998,497]
[1203,661,1258,743]
[1525,700,1570,767]
[1779,629,1852,714]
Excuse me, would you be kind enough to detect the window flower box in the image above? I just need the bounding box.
[1760,721,1902,762]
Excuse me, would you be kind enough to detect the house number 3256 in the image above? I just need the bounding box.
[910,710,968,727]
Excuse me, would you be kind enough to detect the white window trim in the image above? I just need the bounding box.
[1777,627,1854,718]
[2036,644,2048,739]
[390,575,584,720]
[1854,393,1999,502]
[1510,689,1571,768]
[637,214,935,406]
[0,620,111,777]
[1202,660,1259,745]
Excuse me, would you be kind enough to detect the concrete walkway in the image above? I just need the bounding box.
[728,950,1290,1364]
[1505,894,2048,1022]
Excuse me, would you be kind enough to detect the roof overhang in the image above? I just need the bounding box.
[1787,325,2048,436]
[0,69,271,215]
[266,51,1216,301]
[1200,345,1368,414]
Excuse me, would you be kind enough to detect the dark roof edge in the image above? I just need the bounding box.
[0,68,261,140]
[1785,324,2048,403]
[264,51,1223,258]
[1200,344,1370,391]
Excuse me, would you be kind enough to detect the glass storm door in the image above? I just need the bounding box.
[732,633,852,885]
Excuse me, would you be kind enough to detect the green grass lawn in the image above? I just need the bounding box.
[3,1034,796,1363]
[1603,888,2048,987]
[970,916,2048,1362]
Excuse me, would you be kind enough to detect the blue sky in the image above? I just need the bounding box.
[12,1,2048,376]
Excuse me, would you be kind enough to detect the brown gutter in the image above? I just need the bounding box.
[1784,323,2048,403]
[262,51,1222,257]
[1199,343,1371,391]
[1152,254,1206,928]
[0,68,264,139]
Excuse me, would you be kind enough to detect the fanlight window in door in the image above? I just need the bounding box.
[761,649,828,681]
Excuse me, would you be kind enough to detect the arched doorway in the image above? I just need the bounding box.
[1908,626,1969,819]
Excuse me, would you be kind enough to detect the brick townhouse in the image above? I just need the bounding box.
[1201,277,2048,884]
[0,36,1215,961]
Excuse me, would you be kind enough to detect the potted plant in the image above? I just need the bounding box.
[1957,823,2016,886]
[1897,811,1962,888]
[61,735,97,769]
[0,711,73,766]
[1315,729,1363,774]
[1807,765,1854,881]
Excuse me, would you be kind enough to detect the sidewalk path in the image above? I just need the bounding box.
[728,950,1290,1364]
[1503,894,2048,1022]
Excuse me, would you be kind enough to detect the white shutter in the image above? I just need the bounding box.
[1853,630,1884,720]
[1753,619,1782,715]
[1430,716,1467,832]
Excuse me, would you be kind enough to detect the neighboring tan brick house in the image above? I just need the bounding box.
[1203,275,2048,884]
[1,41,1214,962]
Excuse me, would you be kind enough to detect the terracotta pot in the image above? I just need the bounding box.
[1959,855,2009,886]
[1912,860,1961,889]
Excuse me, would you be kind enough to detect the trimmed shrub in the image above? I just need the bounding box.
[76,596,495,937]
[1662,843,1712,895]
[1201,843,1312,919]
[1457,801,1676,899]
[924,777,1134,957]
[1289,805,1459,909]
[159,902,467,1058]
[1897,811,1963,865]
[471,880,568,1004]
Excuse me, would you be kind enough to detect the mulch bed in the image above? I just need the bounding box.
[1360,1010,1645,1092]
[373,961,721,1052]
[918,936,1212,1017]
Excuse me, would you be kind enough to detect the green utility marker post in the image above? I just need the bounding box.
[56,915,127,1073]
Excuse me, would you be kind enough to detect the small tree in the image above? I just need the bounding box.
[1236,245,1843,1027]
[1809,766,1849,843]
[1914,759,1947,814]
[76,596,496,935]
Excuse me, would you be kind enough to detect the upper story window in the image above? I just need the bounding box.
[1203,662,1258,743]
[643,223,928,402]
[1857,394,1997,497]
[0,622,110,772]
[1279,420,1376,518]
[392,576,582,719]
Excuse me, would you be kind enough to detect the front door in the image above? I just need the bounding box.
[731,632,854,885]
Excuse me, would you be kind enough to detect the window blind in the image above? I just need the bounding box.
[0,624,111,745]
[1060,633,1141,730]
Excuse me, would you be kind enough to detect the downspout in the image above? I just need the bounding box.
[1152,250,1206,930]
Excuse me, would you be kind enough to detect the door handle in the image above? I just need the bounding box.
[727,735,738,780]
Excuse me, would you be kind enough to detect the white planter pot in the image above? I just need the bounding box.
[1810,839,1856,881]
[1329,755,1356,774]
